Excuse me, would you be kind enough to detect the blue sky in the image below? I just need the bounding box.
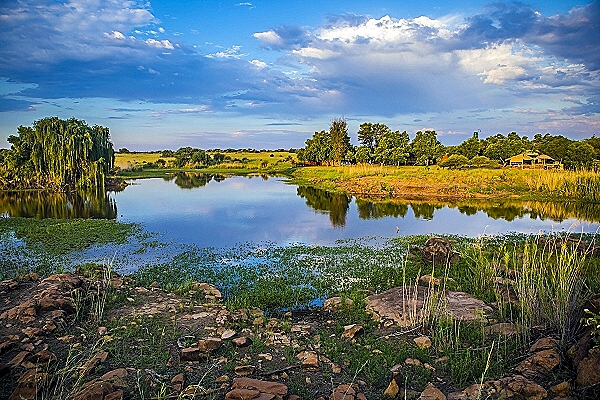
[1,0,599,150]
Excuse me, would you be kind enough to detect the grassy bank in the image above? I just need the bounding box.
[290,165,600,202]
[1,218,600,398]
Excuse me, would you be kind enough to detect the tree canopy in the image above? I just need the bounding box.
[1,117,114,190]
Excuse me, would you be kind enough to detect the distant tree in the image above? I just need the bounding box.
[411,130,442,165]
[583,136,600,159]
[539,136,573,162]
[482,133,527,162]
[375,130,410,165]
[455,132,481,159]
[564,142,596,169]
[297,130,332,165]
[118,148,130,153]
[330,118,351,164]
[354,146,372,164]
[357,122,390,151]
[438,154,469,169]
[161,149,175,157]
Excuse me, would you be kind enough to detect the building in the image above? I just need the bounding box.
[505,152,562,169]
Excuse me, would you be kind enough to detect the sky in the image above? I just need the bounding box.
[0,0,599,150]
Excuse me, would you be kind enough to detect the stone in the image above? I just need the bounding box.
[341,324,364,340]
[9,351,30,367]
[21,327,43,338]
[384,378,400,398]
[198,337,222,352]
[504,375,547,400]
[9,370,49,400]
[171,373,185,392]
[419,384,446,400]
[515,348,560,378]
[180,347,202,361]
[81,351,109,376]
[323,297,354,310]
[22,350,56,369]
[576,348,600,388]
[414,336,432,349]
[297,351,319,371]
[232,336,253,348]
[227,377,288,400]
[192,282,222,299]
[221,329,237,340]
[529,337,557,352]
[0,341,17,355]
[71,379,117,400]
[366,286,492,327]
[550,381,570,397]
[225,388,261,399]
[422,237,460,266]
[234,365,256,376]
[331,384,356,400]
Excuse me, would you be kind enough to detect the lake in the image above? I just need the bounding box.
[2,172,597,248]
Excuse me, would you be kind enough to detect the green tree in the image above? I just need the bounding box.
[1,117,114,190]
[357,122,390,151]
[411,130,442,166]
[330,118,351,164]
[455,132,481,159]
[564,142,596,169]
[438,154,469,169]
[375,130,410,165]
[297,130,332,165]
[354,146,372,164]
[539,136,573,162]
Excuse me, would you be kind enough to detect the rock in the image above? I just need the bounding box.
[221,329,237,340]
[234,365,256,376]
[191,282,222,299]
[180,347,202,361]
[414,336,432,349]
[323,297,354,310]
[81,351,109,376]
[341,324,364,340]
[21,350,56,369]
[71,379,120,400]
[8,370,50,400]
[9,351,30,367]
[171,373,185,392]
[529,337,557,352]
[330,384,358,400]
[384,378,400,398]
[576,347,600,388]
[419,383,446,400]
[232,336,253,348]
[0,341,17,355]
[366,286,492,327]
[226,377,288,400]
[504,375,547,400]
[515,348,560,378]
[297,351,319,371]
[21,327,43,338]
[405,358,423,367]
[198,337,222,352]
[422,237,460,266]
[550,381,570,397]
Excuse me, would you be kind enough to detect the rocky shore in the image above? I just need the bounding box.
[1,269,599,399]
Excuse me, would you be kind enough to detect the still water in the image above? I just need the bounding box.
[113,173,599,246]
[2,172,599,247]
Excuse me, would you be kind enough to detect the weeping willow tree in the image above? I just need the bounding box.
[0,117,114,191]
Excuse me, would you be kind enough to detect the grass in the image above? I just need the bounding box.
[2,217,600,398]
[290,164,600,202]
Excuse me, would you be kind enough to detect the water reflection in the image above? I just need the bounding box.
[297,186,350,227]
[171,172,226,189]
[298,185,600,226]
[0,190,117,219]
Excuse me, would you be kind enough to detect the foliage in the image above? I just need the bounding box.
[1,117,114,190]
[330,117,352,163]
[582,309,600,347]
[411,130,443,165]
[438,154,469,169]
[297,130,333,165]
[482,132,527,162]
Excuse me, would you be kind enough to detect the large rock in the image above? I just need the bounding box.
[422,237,460,266]
[366,286,493,327]
[576,347,600,389]
[225,378,288,400]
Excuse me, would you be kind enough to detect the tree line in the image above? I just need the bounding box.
[0,117,114,191]
[297,119,600,170]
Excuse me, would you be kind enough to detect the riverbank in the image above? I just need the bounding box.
[289,165,600,203]
[1,218,600,399]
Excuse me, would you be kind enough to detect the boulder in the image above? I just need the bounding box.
[341,324,364,340]
[197,337,222,352]
[366,286,492,327]
[576,347,600,389]
[225,377,288,400]
[419,383,446,400]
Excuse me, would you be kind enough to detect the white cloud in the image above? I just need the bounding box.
[145,38,175,50]
[104,31,126,40]
[253,30,284,47]
[207,45,248,59]
[250,59,267,69]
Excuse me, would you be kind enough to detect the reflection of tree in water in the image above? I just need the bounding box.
[355,199,409,219]
[0,190,117,219]
[297,186,350,227]
[411,203,443,220]
[172,172,226,189]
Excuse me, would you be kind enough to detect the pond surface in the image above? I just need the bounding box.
[2,173,599,248]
